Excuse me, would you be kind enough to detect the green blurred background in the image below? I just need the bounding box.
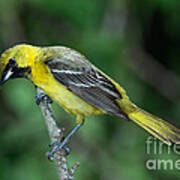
[0,0,180,179]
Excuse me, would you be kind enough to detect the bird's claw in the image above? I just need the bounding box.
[35,93,53,105]
[47,122,83,160]
[47,151,54,161]
[47,141,71,160]
[49,141,59,147]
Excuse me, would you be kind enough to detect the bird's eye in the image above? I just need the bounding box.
[9,58,16,65]
[8,58,17,68]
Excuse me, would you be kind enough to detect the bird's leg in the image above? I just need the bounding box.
[35,87,53,105]
[49,141,71,155]
[48,116,84,159]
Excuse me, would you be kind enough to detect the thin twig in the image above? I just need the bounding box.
[36,88,78,180]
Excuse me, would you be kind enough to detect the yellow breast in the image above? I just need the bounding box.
[30,62,105,116]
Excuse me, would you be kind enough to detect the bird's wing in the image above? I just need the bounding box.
[45,57,124,116]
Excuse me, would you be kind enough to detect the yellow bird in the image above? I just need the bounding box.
[0,44,179,157]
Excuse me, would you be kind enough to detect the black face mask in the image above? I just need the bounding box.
[0,58,31,86]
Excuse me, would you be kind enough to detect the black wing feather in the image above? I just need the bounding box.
[46,58,124,116]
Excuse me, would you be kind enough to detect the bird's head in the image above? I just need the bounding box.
[0,44,40,86]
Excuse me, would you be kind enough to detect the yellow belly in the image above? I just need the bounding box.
[31,65,105,116]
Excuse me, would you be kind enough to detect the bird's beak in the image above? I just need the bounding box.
[0,68,14,86]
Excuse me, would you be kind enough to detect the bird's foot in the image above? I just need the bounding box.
[47,123,83,160]
[35,93,53,105]
[47,141,71,160]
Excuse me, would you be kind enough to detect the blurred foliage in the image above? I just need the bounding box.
[0,0,180,180]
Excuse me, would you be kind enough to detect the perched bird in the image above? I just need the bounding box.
[0,44,179,157]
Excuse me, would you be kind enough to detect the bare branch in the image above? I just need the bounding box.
[36,88,78,180]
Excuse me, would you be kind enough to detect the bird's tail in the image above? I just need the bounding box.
[118,100,180,145]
